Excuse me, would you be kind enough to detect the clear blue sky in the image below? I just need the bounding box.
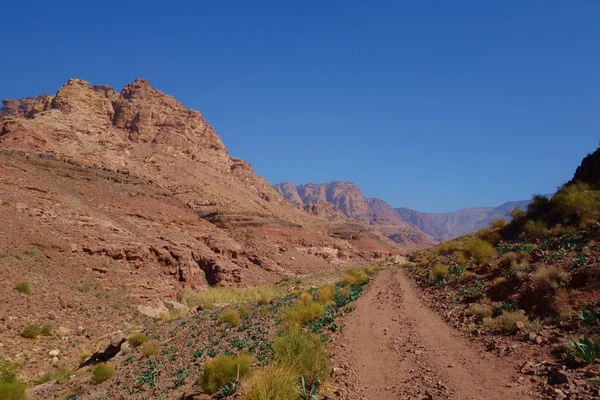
[1,1,599,212]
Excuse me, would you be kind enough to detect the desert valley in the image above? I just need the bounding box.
[0,78,598,400]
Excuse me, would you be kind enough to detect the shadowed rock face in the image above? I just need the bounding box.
[0,78,402,297]
[570,147,600,189]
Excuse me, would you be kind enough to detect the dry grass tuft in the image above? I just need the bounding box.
[198,354,252,394]
[14,282,30,295]
[462,238,496,265]
[178,286,282,309]
[532,265,569,290]
[271,331,331,387]
[316,283,335,303]
[483,311,529,334]
[91,363,114,384]
[128,333,148,348]
[432,264,448,282]
[241,366,297,400]
[219,309,242,327]
[280,300,325,331]
[467,304,493,319]
[142,342,161,358]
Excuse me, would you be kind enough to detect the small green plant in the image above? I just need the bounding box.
[573,254,588,267]
[218,380,240,397]
[91,363,115,384]
[128,333,148,348]
[197,354,252,394]
[1,200,11,207]
[565,336,599,365]
[22,324,41,339]
[579,308,600,324]
[172,367,188,387]
[297,376,320,400]
[15,282,30,295]
[500,300,518,312]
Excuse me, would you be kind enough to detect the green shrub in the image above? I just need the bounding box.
[15,282,30,295]
[462,238,495,265]
[280,300,325,331]
[523,220,548,241]
[432,264,447,282]
[219,310,241,327]
[0,360,26,400]
[22,325,41,339]
[91,363,115,384]
[476,228,502,246]
[552,182,600,225]
[241,366,297,400]
[128,333,148,348]
[507,207,527,220]
[198,354,252,394]
[271,331,331,387]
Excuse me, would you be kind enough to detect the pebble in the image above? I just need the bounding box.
[51,356,59,366]
[48,349,60,357]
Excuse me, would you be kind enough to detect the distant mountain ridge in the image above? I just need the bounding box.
[274,181,548,241]
[273,182,437,249]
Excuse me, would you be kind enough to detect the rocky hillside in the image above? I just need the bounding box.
[0,79,402,343]
[406,147,600,399]
[273,182,437,249]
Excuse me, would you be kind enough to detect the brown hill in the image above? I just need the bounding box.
[273,182,436,249]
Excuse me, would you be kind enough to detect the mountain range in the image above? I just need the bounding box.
[273,182,545,242]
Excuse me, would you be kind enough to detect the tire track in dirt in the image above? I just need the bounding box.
[330,269,537,399]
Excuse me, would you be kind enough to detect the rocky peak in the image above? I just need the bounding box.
[50,78,115,118]
[273,182,303,206]
[0,95,54,119]
[296,181,371,219]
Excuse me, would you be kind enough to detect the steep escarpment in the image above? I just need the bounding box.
[274,182,437,249]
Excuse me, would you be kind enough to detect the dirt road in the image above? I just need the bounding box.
[330,269,536,399]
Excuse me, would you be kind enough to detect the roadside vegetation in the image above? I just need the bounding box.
[29,266,376,399]
[406,179,600,397]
